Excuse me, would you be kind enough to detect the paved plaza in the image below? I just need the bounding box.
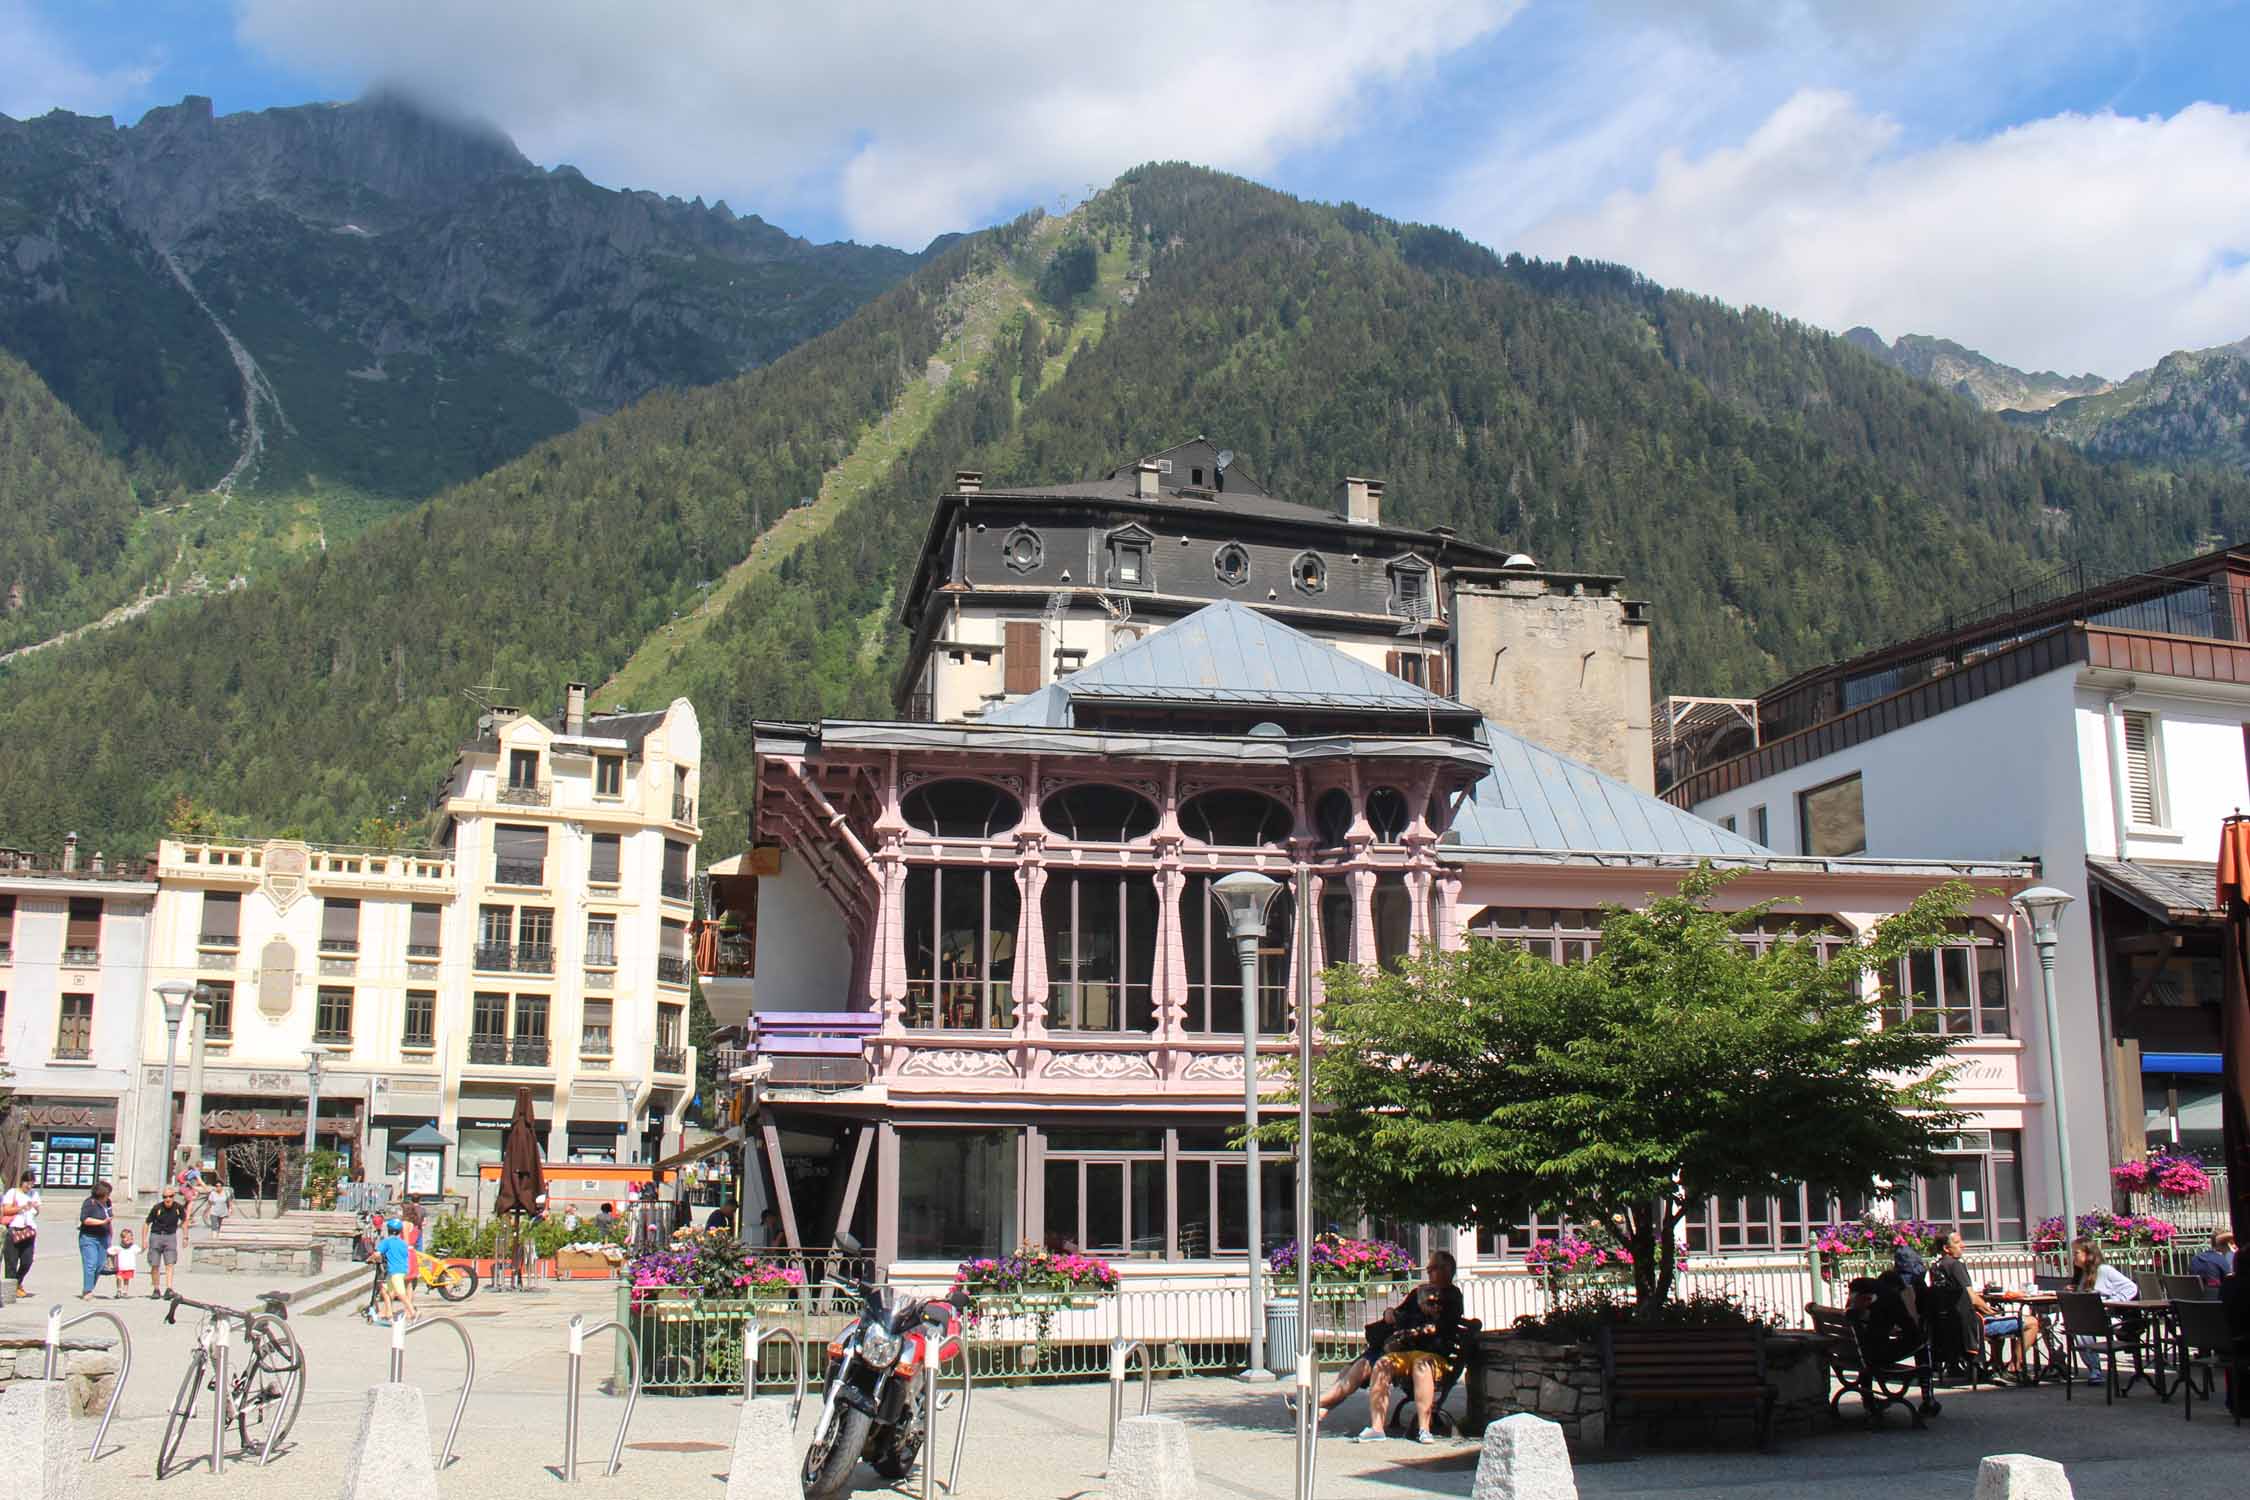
[3,1268,2243,1500]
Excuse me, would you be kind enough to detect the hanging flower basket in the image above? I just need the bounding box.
[1812,1215,1944,1281]
[2031,1208,2178,1264]
[1264,1235,1417,1298]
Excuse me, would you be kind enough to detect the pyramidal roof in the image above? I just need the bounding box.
[1456,719,1773,857]
[982,600,1461,725]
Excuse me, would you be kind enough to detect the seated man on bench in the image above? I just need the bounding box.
[1291,1250,1464,1443]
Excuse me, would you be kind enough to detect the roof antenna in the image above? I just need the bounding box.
[1214,447,1233,494]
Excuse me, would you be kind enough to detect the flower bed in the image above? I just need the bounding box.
[2032,1208,2177,1264]
[951,1247,1118,1306]
[1812,1213,1943,1279]
[1522,1231,1638,1297]
[1265,1234,1416,1297]
[628,1229,808,1307]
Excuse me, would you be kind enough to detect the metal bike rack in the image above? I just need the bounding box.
[918,1348,972,1500]
[1103,1340,1156,1475]
[208,1319,231,1476]
[741,1317,809,1425]
[43,1304,133,1461]
[248,1313,303,1470]
[561,1313,641,1481]
[390,1315,477,1468]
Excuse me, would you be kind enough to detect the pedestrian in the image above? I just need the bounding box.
[112,1228,141,1299]
[76,1180,114,1300]
[3,1171,41,1299]
[371,1217,415,1325]
[751,1207,781,1249]
[1295,1250,1464,1442]
[2188,1229,2236,1290]
[204,1177,232,1237]
[593,1202,616,1234]
[401,1198,424,1249]
[146,1183,188,1297]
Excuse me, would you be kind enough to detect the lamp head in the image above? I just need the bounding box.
[156,979,193,1026]
[1211,870,1284,940]
[304,1046,325,1079]
[2011,884,2075,938]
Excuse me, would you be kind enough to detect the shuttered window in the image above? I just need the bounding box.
[200,892,241,944]
[64,898,101,959]
[1003,620,1042,695]
[408,903,442,955]
[589,833,621,884]
[2122,711,2161,825]
[662,919,689,959]
[2,894,17,953]
[320,898,361,953]
[494,825,549,884]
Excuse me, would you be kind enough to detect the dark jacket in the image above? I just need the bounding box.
[1384,1283,1467,1358]
[2187,1247,2234,1288]
[1927,1251,1982,1353]
[77,1196,113,1242]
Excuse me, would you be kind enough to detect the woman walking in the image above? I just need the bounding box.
[75,1180,114,1300]
[1,1171,39,1299]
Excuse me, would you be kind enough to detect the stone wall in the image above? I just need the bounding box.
[0,1336,121,1416]
[1464,1329,1832,1450]
[188,1240,324,1276]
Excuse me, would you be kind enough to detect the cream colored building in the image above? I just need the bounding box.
[143,688,702,1199]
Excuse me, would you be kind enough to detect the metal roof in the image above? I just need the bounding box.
[981,600,1466,726]
[2087,857,2219,924]
[1452,719,1775,858]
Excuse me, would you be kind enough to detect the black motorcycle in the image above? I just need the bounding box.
[801,1239,969,1500]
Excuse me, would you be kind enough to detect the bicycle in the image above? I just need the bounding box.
[361,1249,479,1321]
[156,1290,306,1476]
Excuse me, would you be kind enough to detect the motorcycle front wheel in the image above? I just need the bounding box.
[801,1404,872,1500]
[869,1391,925,1480]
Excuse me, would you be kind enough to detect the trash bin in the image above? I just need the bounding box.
[1265,1297,1299,1377]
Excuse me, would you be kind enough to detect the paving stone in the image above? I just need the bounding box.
[1473,1412,1578,1500]
[0,1380,83,1500]
[1108,1413,1198,1500]
[1974,1454,2075,1500]
[724,1399,798,1500]
[338,1382,439,1500]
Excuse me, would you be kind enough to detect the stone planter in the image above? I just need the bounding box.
[0,1336,120,1416]
[1464,1327,1832,1451]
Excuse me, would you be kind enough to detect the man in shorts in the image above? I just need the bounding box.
[144,1185,187,1297]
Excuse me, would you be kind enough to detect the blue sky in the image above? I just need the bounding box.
[8,0,2250,377]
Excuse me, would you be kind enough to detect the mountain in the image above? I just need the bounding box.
[1842,328,2112,412]
[0,93,917,499]
[1849,325,2250,474]
[7,165,2250,855]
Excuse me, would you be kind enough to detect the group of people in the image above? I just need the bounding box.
[0,1163,231,1303]
[1293,1250,1469,1445]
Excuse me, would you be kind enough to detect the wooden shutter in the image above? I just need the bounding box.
[1384,649,1402,680]
[409,903,441,950]
[1429,651,1449,697]
[664,839,690,883]
[321,898,360,947]
[495,825,549,863]
[2122,712,2158,824]
[1004,621,1041,694]
[201,892,241,941]
[589,834,620,883]
[65,898,101,952]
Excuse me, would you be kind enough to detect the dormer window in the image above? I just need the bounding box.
[1291,552,1327,595]
[1191,466,1204,486]
[1002,526,1044,574]
[508,749,539,788]
[1388,557,1433,619]
[1106,526,1153,591]
[1213,543,1250,588]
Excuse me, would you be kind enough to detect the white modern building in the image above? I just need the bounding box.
[1667,549,2250,1216]
[0,841,158,1197]
[141,688,704,1202]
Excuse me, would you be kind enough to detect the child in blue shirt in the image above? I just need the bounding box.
[371,1218,415,1324]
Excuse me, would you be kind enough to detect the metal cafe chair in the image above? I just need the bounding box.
[2053,1292,2129,1405]
[2172,1297,2244,1425]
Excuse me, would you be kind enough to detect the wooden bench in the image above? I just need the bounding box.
[1806,1302,1933,1429]
[1599,1324,1777,1449]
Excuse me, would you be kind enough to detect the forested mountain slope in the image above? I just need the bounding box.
[0,93,916,499]
[6,166,2248,854]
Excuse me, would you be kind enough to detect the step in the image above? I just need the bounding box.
[290,1261,380,1317]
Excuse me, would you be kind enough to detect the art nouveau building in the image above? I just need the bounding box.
[715,456,2042,1275]
[141,689,702,1199]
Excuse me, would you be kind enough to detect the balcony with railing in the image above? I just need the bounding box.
[492,860,546,888]
[474,942,516,972]
[656,955,692,986]
[497,780,552,806]
[653,1044,689,1075]
[468,1036,553,1067]
[318,938,360,955]
[61,946,99,966]
[406,943,441,959]
[660,877,692,904]
[159,839,452,889]
[673,794,696,825]
[514,943,556,975]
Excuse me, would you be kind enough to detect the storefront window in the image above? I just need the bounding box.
[1174,1131,1293,1257]
[898,1128,1019,1260]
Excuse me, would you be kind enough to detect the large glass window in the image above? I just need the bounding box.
[55,992,93,1058]
[1798,773,1867,856]
[1895,1131,2026,1244]
[1319,877,1355,965]
[1372,873,1414,971]
[1042,1129,1167,1257]
[904,865,1019,1029]
[201,981,235,1039]
[898,1129,1019,1260]
[1176,1150,1294,1258]
[1883,919,2010,1037]
[402,991,435,1049]
[902,780,1022,839]
[1181,874,1291,1033]
[1045,872,1156,1031]
[314,986,353,1042]
[1041,784,1158,843]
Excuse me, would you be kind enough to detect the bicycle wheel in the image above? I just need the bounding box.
[236,1315,307,1453]
[435,1261,478,1302]
[156,1352,206,1478]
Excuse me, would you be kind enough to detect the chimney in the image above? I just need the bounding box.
[1337,476,1384,526]
[565,681,587,735]
[1135,460,1162,500]
[91,851,105,875]
[955,470,984,494]
[63,832,79,872]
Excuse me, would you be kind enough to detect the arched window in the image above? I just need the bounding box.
[1181,875,1293,1033]
[1213,543,1250,588]
[901,780,1022,839]
[1314,788,1354,847]
[1180,789,1292,847]
[1885,918,2010,1037]
[1365,786,1410,842]
[1291,552,1326,594]
[1041,783,1158,842]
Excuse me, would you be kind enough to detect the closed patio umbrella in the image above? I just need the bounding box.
[494,1086,546,1217]
[2214,816,2250,1242]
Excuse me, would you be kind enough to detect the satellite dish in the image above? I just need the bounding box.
[1214,449,1234,471]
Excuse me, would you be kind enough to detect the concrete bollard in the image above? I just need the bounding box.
[1974,1454,2075,1500]
[0,1381,83,1500]
[1108,1414,1199,1500]
[339,1383,440,1500]
[724,1398,799,1500]
[1472,1413,1578,1500]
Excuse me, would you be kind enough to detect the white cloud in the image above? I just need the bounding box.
[0,0,159,119]
[1505,92,2250,377]
[234,0,1519,247]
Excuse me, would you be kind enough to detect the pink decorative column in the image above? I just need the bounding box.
[870,754,911,1044]
[1434,869,1467,951]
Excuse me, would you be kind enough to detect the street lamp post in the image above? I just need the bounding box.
[2013,885,2078,1254]
[302,1048,326,1202]
[1291,862,1317,1500]
[155,981,196,1192]
[1213,870,1283,1383]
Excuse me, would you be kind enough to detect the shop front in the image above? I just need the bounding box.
[15,1098,122,1191]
